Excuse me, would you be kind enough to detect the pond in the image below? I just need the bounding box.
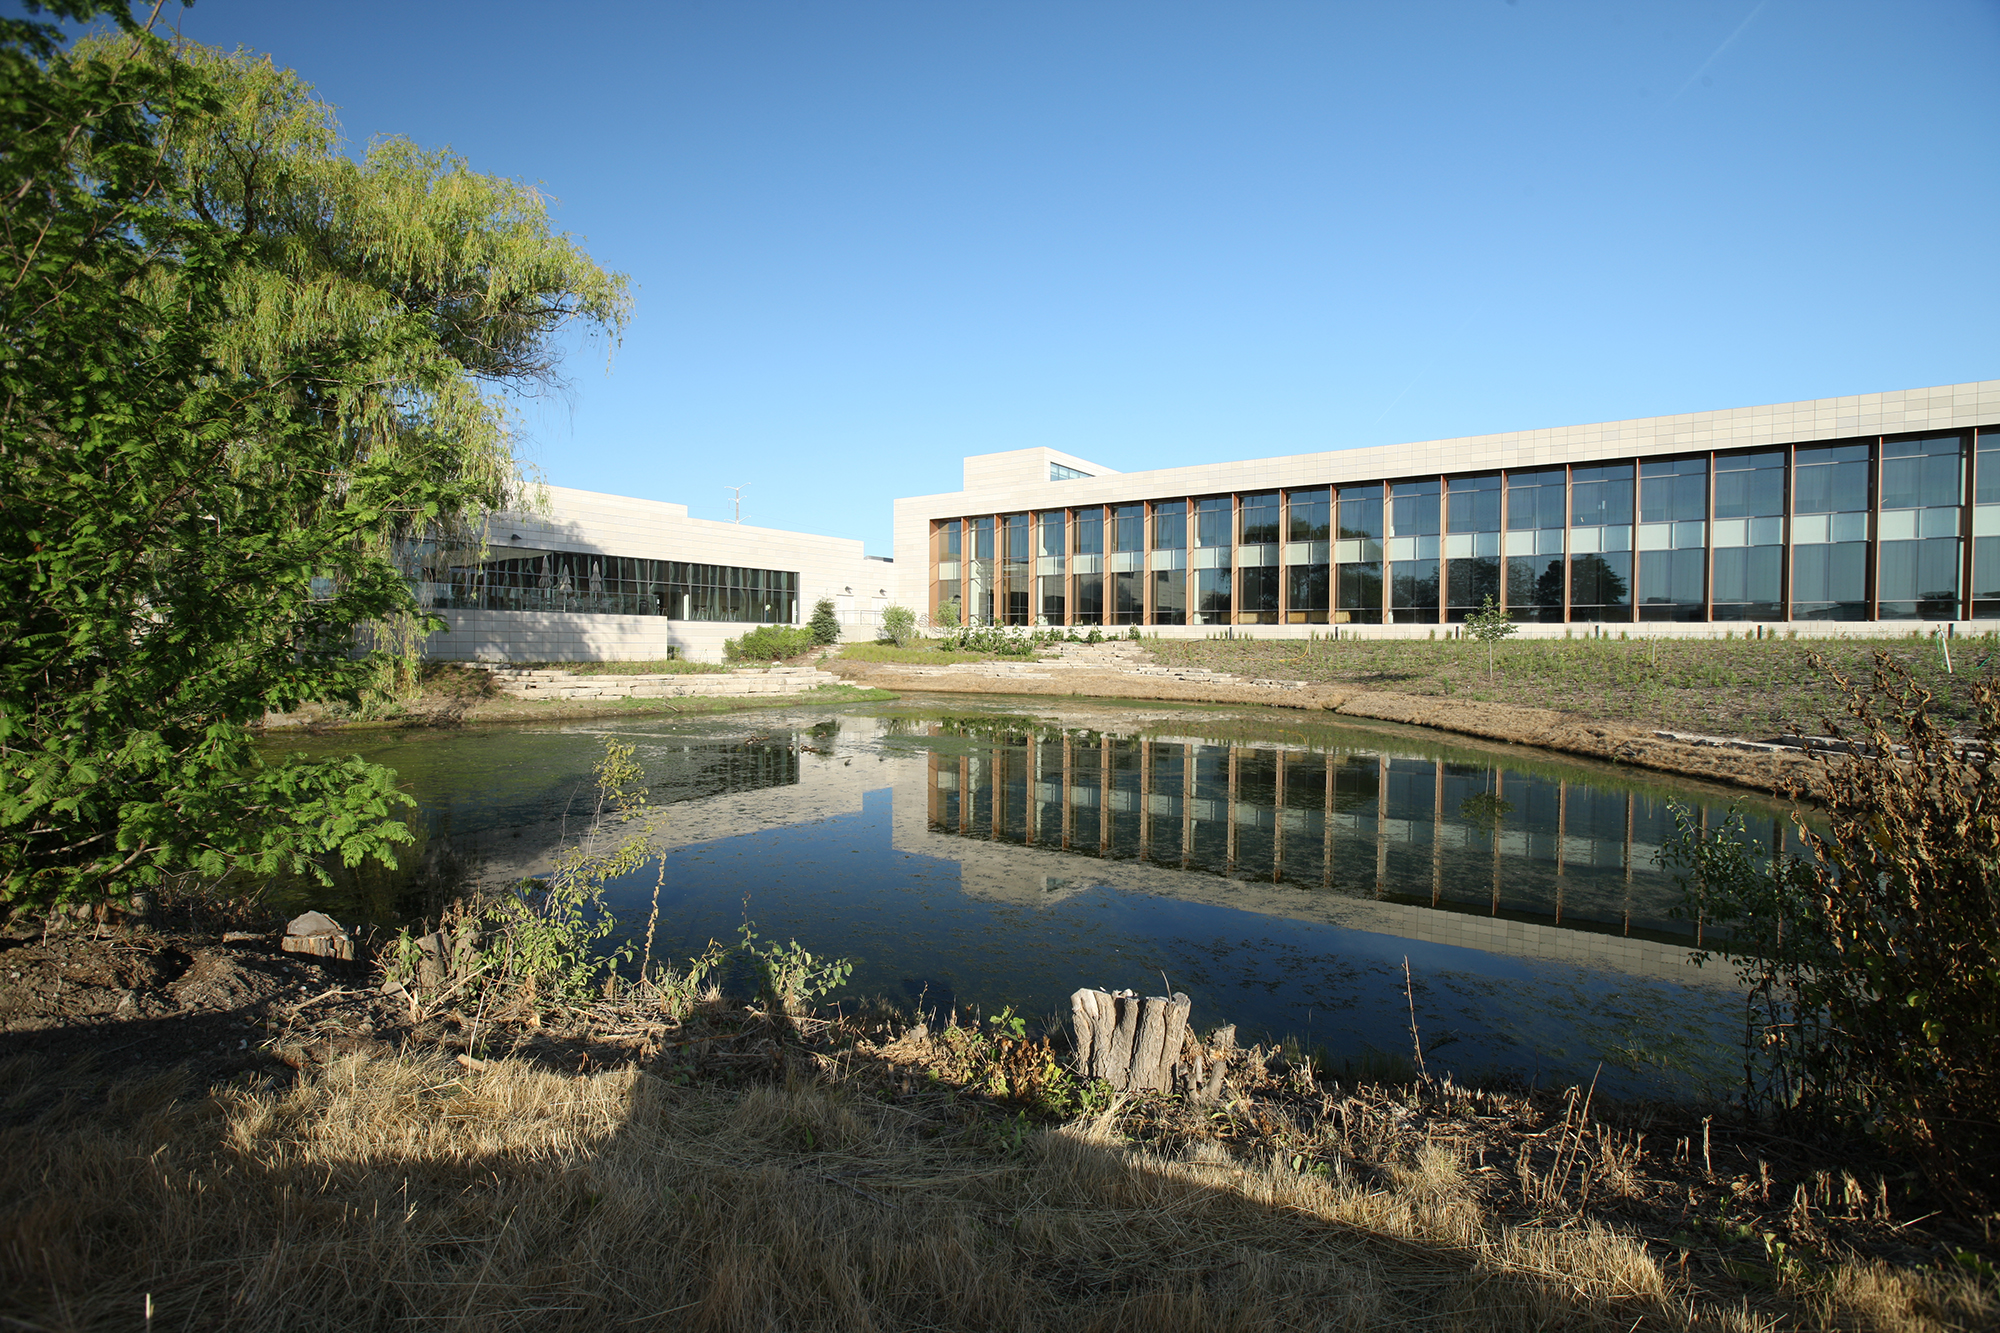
[266,695,1798,1101]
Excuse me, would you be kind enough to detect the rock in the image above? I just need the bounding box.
[285,911,342,938]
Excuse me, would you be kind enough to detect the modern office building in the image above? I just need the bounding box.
[416,484,891,662]
[889,381,2000,634]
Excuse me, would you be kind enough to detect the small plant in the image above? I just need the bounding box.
[809,598,842,646]
[879,604,917,648]
[736,921,854,1015]
[934,597,961,629]
[1464,594,1517,681]
[487,738,649,1003]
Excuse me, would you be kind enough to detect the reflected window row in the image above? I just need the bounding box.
[924,740,1793,939]
[930,428,2000,624]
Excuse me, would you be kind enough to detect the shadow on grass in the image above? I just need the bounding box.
[8,1026,1969,1333]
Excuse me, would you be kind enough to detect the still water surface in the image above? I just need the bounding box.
[269,695,1795,1100]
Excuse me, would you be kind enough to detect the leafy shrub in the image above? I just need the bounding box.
[880,604,917,648]
[809,598,841,646]
[934,597,961,628]
[1661,653,2000,1214]
[724,625,815,662]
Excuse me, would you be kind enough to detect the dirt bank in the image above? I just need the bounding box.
[827,659,1819,796]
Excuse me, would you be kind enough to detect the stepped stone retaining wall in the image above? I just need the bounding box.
[489,665,843,701]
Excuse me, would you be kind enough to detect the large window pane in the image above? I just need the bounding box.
[1390,559,1439,623]
[1506,469,1565,531]
[1287,563,1329,623]
[1239,566,1278,623]
[1151,568,1186,624]
[1570,552,1632,621]
[1571,463,1634,527]
[1286,488,1330,541]
[1791,542,1868,619]
[1711,546,1781,620]
[1882,434,1964,510]
[1002,513,1030,625]
[1073,573,1104,624]
[1194,497,1231,549]
[1337,484,1383,539]
[1112,504,1144,553]
[1507,557,1564,622]
[1793,442,1870,514]
[1193,568,1231,622]
[1240,492,1279,544]
[1072,508,1103,556]
[1337,562,1381,624]
[1639,457,1707,524]
[1152,500,1187,551]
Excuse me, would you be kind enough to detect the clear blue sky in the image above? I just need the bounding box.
[62,2,2000,551]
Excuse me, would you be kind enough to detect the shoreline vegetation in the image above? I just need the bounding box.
[2,908,1992,1332]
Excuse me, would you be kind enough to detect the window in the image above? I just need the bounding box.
[1239,493,1279,544]
[1049,462,1090,481]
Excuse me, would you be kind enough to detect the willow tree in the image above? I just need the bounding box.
[0,4,629,909]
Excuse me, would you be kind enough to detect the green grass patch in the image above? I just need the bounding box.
[1147,633,1990,739]
[837,641,1004,665]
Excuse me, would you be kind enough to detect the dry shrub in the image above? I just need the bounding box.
[1,1051,1985,1332]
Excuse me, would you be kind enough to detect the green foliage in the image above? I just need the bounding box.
[724,625,815,662]
[1464,595,1517,679]
[0,13,625,908]
[933,597,961,629]
[879,604,918,648]
[735,922,853,1016]
[935,623,1069,656]
[925,1007,1102,1117]
[486,739,647,1002]
[808,598,841,646]
[1660,654,2000,1214]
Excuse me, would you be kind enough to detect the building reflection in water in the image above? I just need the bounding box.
[926,727,1787,945]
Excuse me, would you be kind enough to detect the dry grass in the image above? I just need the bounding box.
[1148,636,1983,740]
[4,1043,1989,1332]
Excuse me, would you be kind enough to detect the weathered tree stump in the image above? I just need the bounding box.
[1068,987,1193,1092]
[281,910,354,962]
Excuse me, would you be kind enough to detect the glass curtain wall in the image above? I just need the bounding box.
[1975,429,2000,617]
[451,553,797,622]
[1505,470,1566,622]
[1110,503,1144,624]
[1878,434,1963,619]
[1444,474,1501,621]
[1712,451,1784,620]
[1191,497,1232,625]
[1284,488,1331,623]
[1387,479,1441,622]
[1001,513,1030,625]
[933,519,962,621]
[1791,442,1869,619]
[1569,463,1633,621]
[1035,510,1066,625]
[1071,507,1105,624]
[968,517,995,624]
[1150,501,1188,625]
[1238,492,1280,623]
[930,426,2000,630]
[1637,457,1707,620]
[1335,483,1383,624]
